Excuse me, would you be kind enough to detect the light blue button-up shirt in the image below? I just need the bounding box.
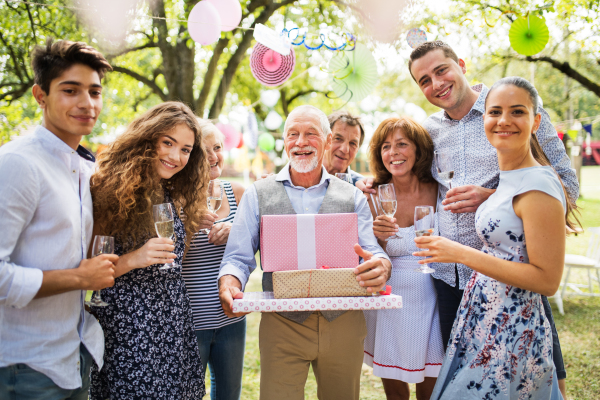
[0,126,104,389]
[218,164,389,290]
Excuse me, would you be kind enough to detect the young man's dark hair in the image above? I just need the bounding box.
[31,38,112,94]
[328,110,366,146]
[408,40,459,81]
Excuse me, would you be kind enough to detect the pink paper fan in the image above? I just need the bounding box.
[250,43,296,87]
[407,28,427,49]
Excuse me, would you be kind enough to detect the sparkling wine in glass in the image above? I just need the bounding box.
[414,205,435,274]
[434,150,455,189]
[378,183,402,241]
[335,173,353,184]
[85,235,114,308]
[202,180,223,235]
[153,203,176,270]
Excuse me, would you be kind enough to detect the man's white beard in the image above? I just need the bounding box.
[290,146,319,173]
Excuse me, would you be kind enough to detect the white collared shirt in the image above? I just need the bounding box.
[0,126,104,389]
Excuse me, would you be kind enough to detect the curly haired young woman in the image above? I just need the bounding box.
[88,102,209,399]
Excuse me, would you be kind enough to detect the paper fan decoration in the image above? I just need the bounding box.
[509,15,549,56]
[329,43,378,103]
[250,43,296,87]
[407,28,427,49]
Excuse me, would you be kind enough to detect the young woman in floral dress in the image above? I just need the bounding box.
[415,77,579,400]
[89,102,209,399]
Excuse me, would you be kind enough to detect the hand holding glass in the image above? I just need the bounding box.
[202,180,223,235]
[378,183,402,240]
[85,236,114,307]
[153,203,176,270]
[414,206,435,273]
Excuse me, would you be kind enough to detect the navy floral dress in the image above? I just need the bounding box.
[430,167,565,400]
[90,193,205,399]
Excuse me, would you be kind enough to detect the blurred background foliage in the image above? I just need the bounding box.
[1,0,599,145]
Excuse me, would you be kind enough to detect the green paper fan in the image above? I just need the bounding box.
[509,15,549,56]
[329,43,378,102]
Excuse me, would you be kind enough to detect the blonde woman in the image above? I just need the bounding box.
[182,121,246,400]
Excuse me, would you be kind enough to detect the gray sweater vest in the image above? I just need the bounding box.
[255,175,356,324]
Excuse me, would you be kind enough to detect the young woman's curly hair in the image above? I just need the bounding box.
[91,101,210,251]
[368,116,435,187]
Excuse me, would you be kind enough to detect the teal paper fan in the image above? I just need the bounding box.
[509,15,549,56]
[329,43,378,102]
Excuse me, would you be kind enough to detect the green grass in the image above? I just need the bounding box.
[213,166,600,399]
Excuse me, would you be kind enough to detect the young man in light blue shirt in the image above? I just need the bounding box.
[0,39,118,400]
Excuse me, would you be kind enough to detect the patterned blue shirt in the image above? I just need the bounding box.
[425,84,579,289]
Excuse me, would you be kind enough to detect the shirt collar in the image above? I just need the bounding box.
[34,125,95,162]
[442,83,488,121]
[275,163,331,188]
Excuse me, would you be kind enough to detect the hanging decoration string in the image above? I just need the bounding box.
[283,28,356,51]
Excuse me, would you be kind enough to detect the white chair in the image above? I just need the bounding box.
[551,227,600,315]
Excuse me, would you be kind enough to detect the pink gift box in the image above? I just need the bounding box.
[260,213,359,272]
[232,291,403,313]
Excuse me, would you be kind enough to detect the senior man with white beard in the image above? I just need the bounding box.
[218,105,391,400]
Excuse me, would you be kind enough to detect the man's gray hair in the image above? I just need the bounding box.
[283,105,332,137]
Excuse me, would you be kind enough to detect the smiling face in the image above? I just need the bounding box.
[284,112,332,174]
[204,134,224,180]
[483,84,541,154]
[33,63,103,149]
[154,123,195,180]
[410,49,471,116]
[323,121,362,175]
[380,128,417,177]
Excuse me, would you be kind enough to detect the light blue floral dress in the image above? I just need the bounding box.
[431,167,565,400]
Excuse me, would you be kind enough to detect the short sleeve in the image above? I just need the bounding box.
[515,168,566,211]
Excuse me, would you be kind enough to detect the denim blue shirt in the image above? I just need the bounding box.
[0,126,104,389]
[218,164,389,290]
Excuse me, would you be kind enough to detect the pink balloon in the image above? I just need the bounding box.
[215,123,241,150]
[188,1,221,45]
[206,0,242,32]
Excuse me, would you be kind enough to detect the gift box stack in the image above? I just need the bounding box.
[231,213,401,313]
[260,213,369,299]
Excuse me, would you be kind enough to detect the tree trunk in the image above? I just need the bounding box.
[150,0,196,108]
[196,37,230,114]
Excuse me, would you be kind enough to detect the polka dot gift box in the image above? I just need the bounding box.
[272,268,370,299]
[260,213,359,272]
[232,291,402,313]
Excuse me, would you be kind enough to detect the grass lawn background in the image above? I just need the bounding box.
[211,166,600,399]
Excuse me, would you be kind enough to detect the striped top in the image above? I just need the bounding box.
[182,180,244,330]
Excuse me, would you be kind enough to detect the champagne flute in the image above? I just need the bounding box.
[153,203,176,270]
[378,183,402,241]
[434,150,455,189]
[414,205,435,274]
[202,180,223,235]
[85,235,114,307]
[335,173,353,184]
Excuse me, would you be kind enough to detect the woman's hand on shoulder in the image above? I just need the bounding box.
[118,238,175,274]
[373,215,398,241]
[208,222,233,246]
